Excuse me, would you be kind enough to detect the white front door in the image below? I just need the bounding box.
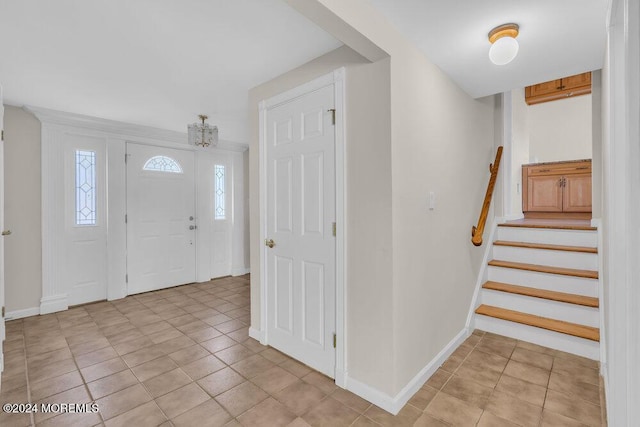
[265,84,336,377]
[126,143,196,294]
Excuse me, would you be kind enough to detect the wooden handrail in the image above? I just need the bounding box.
[471,146,503,246]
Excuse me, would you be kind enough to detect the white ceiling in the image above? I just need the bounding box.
[368,0,609,98]
[0,1,610,139]
[0,0,342,143]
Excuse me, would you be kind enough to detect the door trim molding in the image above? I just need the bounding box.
[258,68,347,386]
[32,107,249,313]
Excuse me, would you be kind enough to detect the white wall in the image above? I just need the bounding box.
[510,89,531,216]
[512,90,592,164]
[528,94,592,162]
[265,1,497,407]
[591,71,602,218]
[601,0,640,425]
[389,45,495,394]
[3,106,42,314]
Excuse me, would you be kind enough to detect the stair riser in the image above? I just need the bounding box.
[487,267,598,297]
[473,315,599,360]
[479,289,599,327]
[497,227,597,247]
[492,246,598,270]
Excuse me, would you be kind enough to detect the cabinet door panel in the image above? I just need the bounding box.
[563,174,592,212]
[562,72,591,91]
[529,79,563,97]
[527,176,563,212]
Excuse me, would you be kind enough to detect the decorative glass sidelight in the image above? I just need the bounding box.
[75,150,97,225]
[214,164,226,220]
[143,155,183,173]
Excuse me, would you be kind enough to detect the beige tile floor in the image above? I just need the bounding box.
[0,275,606,426]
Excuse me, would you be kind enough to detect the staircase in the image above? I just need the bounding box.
[472,221,600,360]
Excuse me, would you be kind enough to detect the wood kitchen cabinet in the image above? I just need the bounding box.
[525,72,592,105]
[522,160,592,218]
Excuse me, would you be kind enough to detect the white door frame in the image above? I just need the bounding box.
[29,107,248,316]
[258,68,347,386]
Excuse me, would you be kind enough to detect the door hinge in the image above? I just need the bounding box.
[1,306,5,317]
[1,130,4,141]
[333,333,336,348]
[125,153,128,163]
[327,109,336,125]
[125,214,128,223]
[125,274,128,283]
[332,222,336,237]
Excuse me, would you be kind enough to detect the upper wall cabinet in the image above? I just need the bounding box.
[525,72,592,105]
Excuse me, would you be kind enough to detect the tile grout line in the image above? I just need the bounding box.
[422,331,484,426]
[66,332,105,426]
[21,325,36,427]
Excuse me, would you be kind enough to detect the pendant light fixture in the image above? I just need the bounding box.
[188,114,218,147]
[488,23,520,65]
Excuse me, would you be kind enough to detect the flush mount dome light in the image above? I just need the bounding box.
[488,23,519,65]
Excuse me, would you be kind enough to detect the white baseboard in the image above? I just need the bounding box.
[5,307,41,320]
[345,328,469,415]
[601,362,610,426]
[465,220,498,329]
[345,376,396,414]
[40,294,68,315]
[248,327,265,344]
[232,267,250,277]
[335,368,347,388]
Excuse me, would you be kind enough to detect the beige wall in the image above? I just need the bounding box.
[249,45,395,392]
[3,106,42,313]
[387,28,495,394]
[513,91,592,163]
[258,0,497,397]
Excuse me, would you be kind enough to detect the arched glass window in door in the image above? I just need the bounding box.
[143,155,183,173]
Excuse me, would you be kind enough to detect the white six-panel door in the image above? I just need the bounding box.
[265,84,336,377]
[126,143,196,294]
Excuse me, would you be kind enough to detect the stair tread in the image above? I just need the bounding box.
[482,281,599,307]
[498,223,596,231]
[493,240,597,254]
[488,260,598,279]
[475,304,600,341]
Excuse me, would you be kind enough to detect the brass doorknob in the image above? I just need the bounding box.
[265,239,275,248]
[1,230,11,236]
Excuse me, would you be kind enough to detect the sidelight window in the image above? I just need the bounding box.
[75,150,97,226]
[214,164,226,220]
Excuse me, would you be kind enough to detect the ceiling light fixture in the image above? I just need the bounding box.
[488,23,519,65]
[188,114,218,147]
